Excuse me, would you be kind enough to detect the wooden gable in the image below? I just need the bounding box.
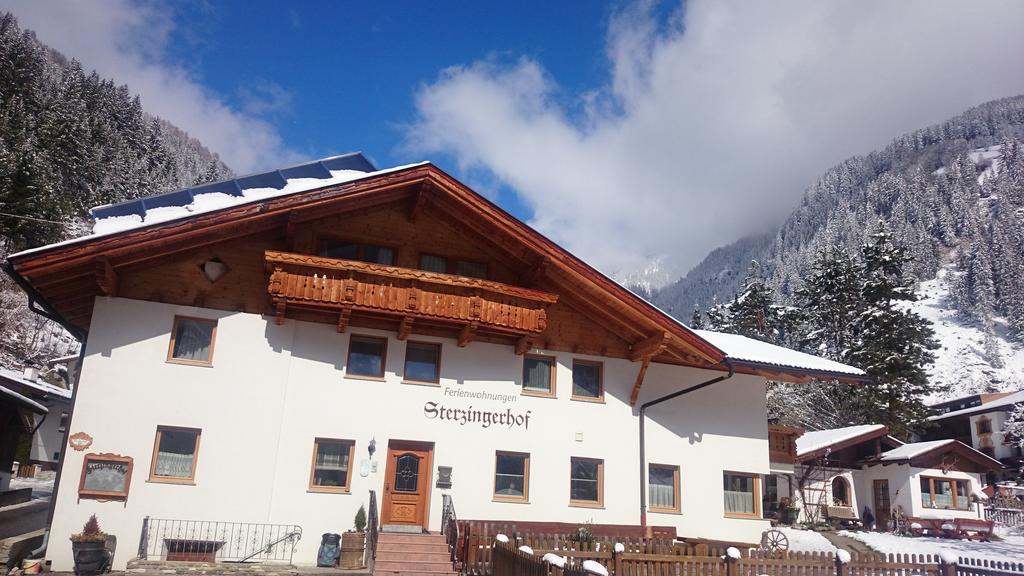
[8,164,724,383]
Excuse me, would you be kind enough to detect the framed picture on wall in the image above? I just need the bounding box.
[79,453,133,500]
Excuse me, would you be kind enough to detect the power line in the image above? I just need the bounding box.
[0,211,69,225]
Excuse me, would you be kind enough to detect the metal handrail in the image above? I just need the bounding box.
[366,490,379,568]
[441,493,459,569]
[137,518,302,564]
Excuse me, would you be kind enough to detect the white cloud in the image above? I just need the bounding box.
[1,0,300,173]
[405,0,1024,282]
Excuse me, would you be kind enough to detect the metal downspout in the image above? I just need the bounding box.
[639,360,735,531]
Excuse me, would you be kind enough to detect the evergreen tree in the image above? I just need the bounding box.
[796,247,863,360]
[848,227,940,438]
[689,304,704,329]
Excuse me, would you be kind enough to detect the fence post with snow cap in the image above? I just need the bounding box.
[725,546,741,576]
[939,550,958,576]
[582,559,608,576]
[835,548,851,576]
[612,542,624,576]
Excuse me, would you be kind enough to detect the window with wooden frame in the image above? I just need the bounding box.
[494,451,530,502]
[149,426,201,484]
[723,472,760,518]
[309,438,356,493]
[571,360,603,401]
[976,417,993,435]
[648,464,680,513]
[167,316,217,366]
[522,355,556,397]
[318,238,396,265]
[404,341,441,384]
[347,335,387,378]
[920,476,971,510]
[570,457,603,507]
[418,253,489,279]
[79,453,133,500]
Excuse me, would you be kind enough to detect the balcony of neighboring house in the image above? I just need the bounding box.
[768,425,803,464]
[263,250,558,346]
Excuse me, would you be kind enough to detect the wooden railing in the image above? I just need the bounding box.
[265,251,557,337]
[769,425,803,464]
[470,534,969,576]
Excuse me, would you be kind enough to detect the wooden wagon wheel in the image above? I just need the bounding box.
[761,529,789,553]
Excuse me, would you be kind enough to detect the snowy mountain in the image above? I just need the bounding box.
[652,95,1024,404]
[0,13,233,368]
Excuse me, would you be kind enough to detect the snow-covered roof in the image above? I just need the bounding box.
[929,390,1024,421]
[693,330,866,378]
[879,440,955,461]
[0,367,72,400]
[796,424,888,457]
[9,153,428,259]
[0,382,47,414]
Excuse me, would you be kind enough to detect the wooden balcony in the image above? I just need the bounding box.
[768,424,804,464]
[264,251,558,344]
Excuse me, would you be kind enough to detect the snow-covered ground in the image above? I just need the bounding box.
[772,528,838,554]
[839,530,1024,563]
[9,476,55,499]
[910,267,1024,403]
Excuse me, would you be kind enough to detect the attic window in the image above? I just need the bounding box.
[200,258,229,283]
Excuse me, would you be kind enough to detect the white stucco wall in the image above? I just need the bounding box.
[968,411,1018,461]
[853,464,983,521]
[47,297,772,570]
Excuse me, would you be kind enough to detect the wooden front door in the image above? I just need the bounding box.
[873,479,890,531]
[381,441,433,529]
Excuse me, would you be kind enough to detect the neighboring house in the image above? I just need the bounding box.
[766,424,1001,529]
[0,366,73,474]
[4,154,866,570]
[0,382,48,492]
[921,390,1024,480]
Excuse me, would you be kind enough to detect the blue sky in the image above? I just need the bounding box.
[6,0,1024,280]
[163,0,632,219]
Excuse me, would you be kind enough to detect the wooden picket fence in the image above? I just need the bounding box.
[480,538,963,576]
[957,557,1024,576]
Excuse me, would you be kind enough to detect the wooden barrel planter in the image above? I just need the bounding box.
[340,531,365,569]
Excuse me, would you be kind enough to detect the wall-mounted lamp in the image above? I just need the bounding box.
[368,437,377,458]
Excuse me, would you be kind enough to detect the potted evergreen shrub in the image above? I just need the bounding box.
[340,506,367,569]
[70,515,111,576]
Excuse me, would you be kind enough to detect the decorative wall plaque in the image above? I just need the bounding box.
[78,453,133,501]
[68,431,93,451]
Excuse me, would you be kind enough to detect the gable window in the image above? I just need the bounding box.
[920,476,971,510]
[724,472,760,518]
[455,260,488,279]
[571,360,603,401]
[648,464,680,513]
[347,336,387,378]
[418,253,489,279]
[419,254,448,273]
[309,438,355,493]
[494,451,530,502]
[149,426,201,483]
[168,316,217,366]
[570,457,603,507]
[318,239,395,265]
[404,342,441,384]
[522,355,556,396]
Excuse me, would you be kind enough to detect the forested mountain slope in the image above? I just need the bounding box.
[0,13,233,367]
[652,95,1024,404]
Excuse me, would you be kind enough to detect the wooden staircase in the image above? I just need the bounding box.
[373,532,455,576]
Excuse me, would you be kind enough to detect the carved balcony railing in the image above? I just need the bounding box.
[768,424,804,464]
[265,251,558,342]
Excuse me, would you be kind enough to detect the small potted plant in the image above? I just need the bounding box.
[340,506,367,569]
[70,515,111,576]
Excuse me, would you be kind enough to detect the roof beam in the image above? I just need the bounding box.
[629,332,670,362]
[629,355,653,406]
[514,336,533,356]
[407,182,430,223]
[94,257,118,296]
[397,316,414,340]
[458,323,478,347]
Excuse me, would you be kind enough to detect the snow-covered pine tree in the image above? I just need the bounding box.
[848,226,940,438]
[689,304,703,329]
[795,247,863,360]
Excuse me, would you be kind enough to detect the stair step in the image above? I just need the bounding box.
[376,549,452,557]
[376,542,449,554]
[374,560,453,571]
[377,534,446,544]
[373,572,456,576]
